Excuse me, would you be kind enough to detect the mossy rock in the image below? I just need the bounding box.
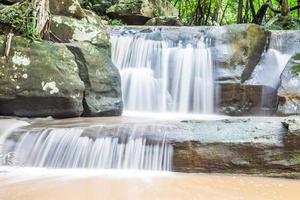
[67,42,123,116]
[107,0,178,25]
[50,13,109,47]
[0,36,85,118]
[50,0,85,19]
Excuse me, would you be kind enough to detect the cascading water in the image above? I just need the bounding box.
[1,125,173,171]
[111,27,300,116]
[110,28,214,114]
[246,31,295,88]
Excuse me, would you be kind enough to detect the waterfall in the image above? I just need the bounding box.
[246,32,294,88]
[1,125,173,171]
[110,28,214,114]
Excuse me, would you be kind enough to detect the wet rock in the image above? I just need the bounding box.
[49,0,85,19]
[217,83,277,116]
[282,116,300,148]
[213,24,269,83]
[0,36,85,118]
[171,117,300,178]
[145,16,183,26]
[107,0,178,25]
[277,53,300,116]
[67,43,123,116]
[80,0,113,16]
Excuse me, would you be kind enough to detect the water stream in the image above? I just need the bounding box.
[2,125,172,171]
[111,28,214,114]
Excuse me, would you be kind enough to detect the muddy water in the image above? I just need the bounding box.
[0,168,300,200]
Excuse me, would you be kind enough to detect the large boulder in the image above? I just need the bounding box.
[277,53,300,116]
[212,24,269,83]
[49,0,85,19]
[0,36,85,118]
[50,13,109,45]
[107,0,178,25]
[67,43,123,116]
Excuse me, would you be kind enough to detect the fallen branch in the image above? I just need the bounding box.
[4,32,14,57]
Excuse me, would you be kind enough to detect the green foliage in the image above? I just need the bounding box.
[292,64,300,75]
[108,19,125,26]
[0,2,38,38]
[168,0,300,27]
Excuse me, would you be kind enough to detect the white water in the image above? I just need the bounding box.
[2,127,172,171]
[111,31,214,114]
[246,33,293,88]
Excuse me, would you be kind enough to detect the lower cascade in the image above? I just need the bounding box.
[2,126,173,171]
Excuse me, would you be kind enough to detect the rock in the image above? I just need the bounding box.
[211,24,274,116]
[277,53,300,116]
[145,16,183,26]
[212,24,269,83]
[0,36,85,118]
[50,13,109,45]
[49,0,85,19]
[0,0,21,5]
[282,116,300,148]
[80,0,113,16]
[67,43,123,116]
[217,83,277,116]
[107,0,178,25]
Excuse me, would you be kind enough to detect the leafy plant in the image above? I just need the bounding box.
[0,1,38,38]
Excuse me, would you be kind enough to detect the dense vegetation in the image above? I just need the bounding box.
[169,0,300,26]
[0,1,37,38]
[0,0,299,37]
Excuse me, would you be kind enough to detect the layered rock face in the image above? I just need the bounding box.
[277,53,300,116]
[0,0,123,118]
[212,24,274,115]
[107,0,178,25]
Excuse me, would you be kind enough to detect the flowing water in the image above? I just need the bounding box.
[111,28,214,114]
[110,27,300,115]
[2,125,172,171]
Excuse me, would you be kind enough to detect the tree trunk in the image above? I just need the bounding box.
[237,0,244,23]
[281,0,289,16]
[32,0,50,38]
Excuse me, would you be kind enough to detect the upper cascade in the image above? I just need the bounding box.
[110,26,214,114]
[110,25,300,116]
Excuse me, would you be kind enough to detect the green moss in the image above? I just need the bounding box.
[291,64,300,75]
[293,54,300,61]
[273,154,285,161]
[290,154,300,164]
[243,154,254,163]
